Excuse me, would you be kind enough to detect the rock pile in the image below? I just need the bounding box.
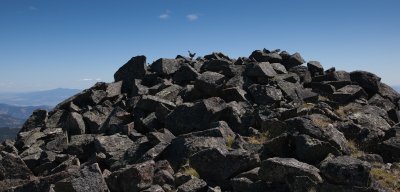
[1,49,400,191]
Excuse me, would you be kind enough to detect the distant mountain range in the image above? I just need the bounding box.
[0,114,24,128]
[0,88,80,142]
[0,88,81,106]
[0,103,51,119]
[0,127,19,142]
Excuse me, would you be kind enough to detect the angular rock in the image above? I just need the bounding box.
[177,177,207,192]
[65,112,86,136]
[0,151,33,180]
[271,63,287,74]
[288,66,312,83]
[161,136,227,170]
[189,148,260,184]
[281,52,305,69]
[249,50,283,63]
[106,160,155,192]
[173,64,200,85]
[248,84,283,105]
[307,61,324,77]
[220,87,247,102]
[376,137,400,162]
[95,134,134,167]
[100,107,132,135]
[114,56,147,95]
[200,59,235,77]
[136,95,176,113]
[151,58,181,76]
[52,163,109,192]
[194,71,225,97]
[258,157,323,184]
[20,109,47,132]
[245,62,277,83]
[330,85,368,103]
[165,97,227,135]
[46,110,68,129]
[350,71,381,96]
[106,81,123,98]
[320,156,371,187]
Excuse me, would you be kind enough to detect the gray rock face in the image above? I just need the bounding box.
[21,109,47,132]
[165,97,226,135]
[258,157,322,185]
[177,177,207,192]
[245,62,277,83]
[331,85,368,103]
[151,58,182,76]
[2,49,399,192]
[307,61,324,77]
[248,84,283,105]
[114,55,147,94]
[350,70,381,96]
[189,148,259,184]
[376,137,400,162]
[66,112,86,136]
[173,64,200,85]
[0,151,33,180]
[320,156,371,187]
[53,163,109,192]
[106,160,155,192]
[194,71,225,97]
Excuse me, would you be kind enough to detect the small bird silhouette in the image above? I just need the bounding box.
[188,50,196,60]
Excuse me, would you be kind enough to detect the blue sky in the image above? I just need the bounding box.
[0,0,399,92]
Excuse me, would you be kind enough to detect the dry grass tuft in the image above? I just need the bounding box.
[335,103,362,117]
[370,167,400,192]
[347,140,364,157]
[247,132,270,145]
[226,135,235,148]
[310,116,332,128]
[183,167,200,178]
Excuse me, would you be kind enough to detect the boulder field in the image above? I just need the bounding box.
[1,49,400,191]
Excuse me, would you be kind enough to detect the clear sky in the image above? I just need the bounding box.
[1,0,399,92]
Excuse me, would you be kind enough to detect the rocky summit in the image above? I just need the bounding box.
[1,49,400,192]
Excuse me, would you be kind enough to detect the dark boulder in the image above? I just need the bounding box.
[288,66,312,84]
[173,64,200,85]
[177,177,207,192]
[330,85,368,103]
[65,112,86,136]
[52,163,109,192]
[189,148,260,185]
[245,62,277,83]
[194,71,225,97]
[307,61,324,77]
[258,157,322,187]
[0,151,33,181]
[281,52,305,69]
[271,63,288,74]
[114,56,147,94]
[350,71,381,96]
[20,109,47,132]
[165,97,227,135]
[376,137,400,162]
[106,160,155,192]
[150,58,181,76]
[248,84,283,105]
[249,50,283,63]
[320,156,371,187]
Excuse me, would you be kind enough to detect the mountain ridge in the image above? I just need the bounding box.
[0,88,81,106]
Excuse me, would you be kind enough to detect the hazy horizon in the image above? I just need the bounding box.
[1,0,399,92]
